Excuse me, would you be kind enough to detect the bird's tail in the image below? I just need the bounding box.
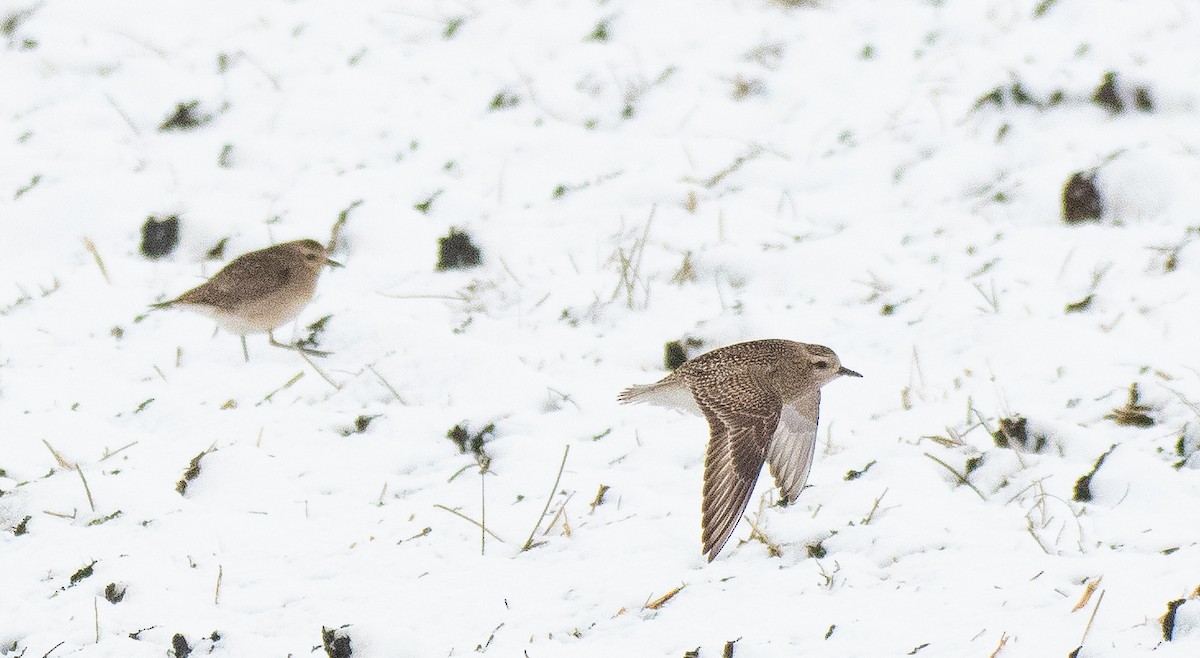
[617,377,699,413]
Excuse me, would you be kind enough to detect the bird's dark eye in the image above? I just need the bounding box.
[814,361,830,369]
[305,253,318,261]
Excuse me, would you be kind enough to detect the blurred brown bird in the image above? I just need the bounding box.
[152,238,340,361]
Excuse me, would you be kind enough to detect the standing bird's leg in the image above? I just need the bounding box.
[241,335,249,362]
[268,330,330,358]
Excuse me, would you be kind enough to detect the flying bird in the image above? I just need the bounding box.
[619,339,861,561]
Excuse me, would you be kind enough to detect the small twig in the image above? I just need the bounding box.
[480,470,487,556]
[41,640,65,658]
[861,488,889,525]
[77,468,96,513]
[987,632,1008,658]
[923,452,987,500]
[214,564,223,605]
[541,492,576,537]
[42,439,74,469]
[681,145,763,188]
[82,238,111,284]
[103,94,142,136]
[256,371,305,406]
[433,504,505,542]
[328,199,362,251]
[589,484,610,514]
[1072,577,1102,612]
[1077,589,1105,647]
[94,597,99,642]
[298,350,340,391]
[100,441,138,462]
[368,364,407,405]
[521,444,571,551]
[644,584,686,610]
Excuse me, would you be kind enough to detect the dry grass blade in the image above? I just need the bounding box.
[1077,589,1105,647]
[521,444,571,551]
[83,238,111,284]
[328,199,363,251]
[923,452,987,500]
[1072,577,1102,612]
[257,371,305,406]
[298,349,340,391]
[368,364,407,404]
[588,484,610,514]
[42,439,75,469]
[644,584,686,610]
[433,504,506,543]
[988,632,1008,658]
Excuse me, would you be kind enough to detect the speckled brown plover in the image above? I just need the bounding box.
[619,339,861,561]
[152,239,340,360]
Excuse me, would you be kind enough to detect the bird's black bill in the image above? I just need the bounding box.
[326,258,344,268]
[839,366,863,378]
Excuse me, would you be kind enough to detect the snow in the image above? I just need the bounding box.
[3,0,1200,656]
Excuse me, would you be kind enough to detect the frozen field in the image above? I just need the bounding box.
[3,1,1200,656]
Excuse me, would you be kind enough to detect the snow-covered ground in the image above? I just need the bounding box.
[3,1,1200,656]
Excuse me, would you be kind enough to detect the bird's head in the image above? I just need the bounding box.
[290,239,342,270]
[807,344,862,386]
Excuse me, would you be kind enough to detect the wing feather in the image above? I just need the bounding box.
[766,392,821,503]
[695,377,781,562]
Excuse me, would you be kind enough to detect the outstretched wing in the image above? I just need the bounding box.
[695,374,781,562]
[766,392,820,504]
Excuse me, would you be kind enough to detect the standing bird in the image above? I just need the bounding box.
[151,239,341,360]
[618,339,861,562]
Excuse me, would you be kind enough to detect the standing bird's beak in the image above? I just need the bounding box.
[326,258,344,268]
[838,366,863,378]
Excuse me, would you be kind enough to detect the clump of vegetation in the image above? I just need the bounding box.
[159,101,212,132]
[586,17,611,42]
[1089,71,1155,114]
[1106,382,1155,427]
[1073,444,1116,502]
[992,416,1047,453]
[69,560,97,587]
[172,633,191,658]
[443,17,465,39]
[341,414,380,437]
[12,515,31,535]
[1161,598,1187,641]
[176,450,211,495]
[206,237,229,260]
[447,422,495,471]
[664,337,703,370]
[1064,294,1093,313]
[844,460,876,480]
[1135,87,1154,112]
[435,228,482,270]
[413,190,443,214]
[141,215,180,259]
[322,626,353,658]
[104,582,126,603]
[1091,71,1123,113]
[298,314,332,350]
[1062,171,1102,224]
[487,90,520,111]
